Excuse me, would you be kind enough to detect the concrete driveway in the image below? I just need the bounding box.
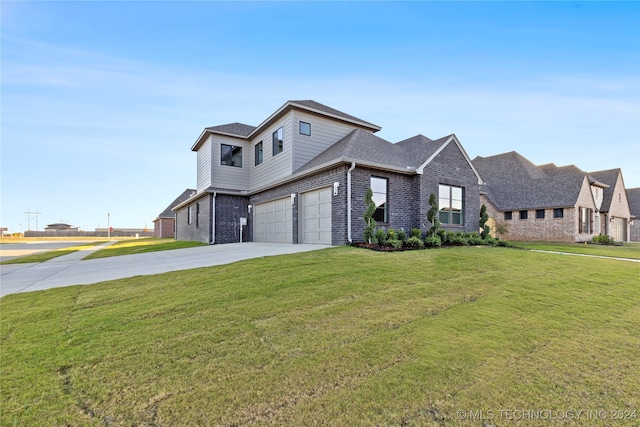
[0,242,331,298]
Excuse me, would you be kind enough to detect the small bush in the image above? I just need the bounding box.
[424,235,441,248]
[397,229,407,242]
[411,228,422,239]
[437,229,448,244]
[386,229,397,241]
[405,236,424,249]
[375,229,387,246]
[450,233,468,246]
[592,234,615,245]
[387,239,403,249]
[466,232,485,245]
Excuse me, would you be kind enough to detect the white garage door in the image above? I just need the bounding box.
[301,187,332,244]
[254,197,293,243]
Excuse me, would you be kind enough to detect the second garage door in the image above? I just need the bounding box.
[254,197,293,243]
[301,187,332,244]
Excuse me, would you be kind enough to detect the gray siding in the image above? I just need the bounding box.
[250,114,293,191]
[291,110,369,171]
[196,137,212,191]
[212,135,250,190]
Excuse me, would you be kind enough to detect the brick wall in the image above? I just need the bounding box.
[153,218,175,238]
[175,194,211,244]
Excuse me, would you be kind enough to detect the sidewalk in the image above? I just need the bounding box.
[0,242,331,297]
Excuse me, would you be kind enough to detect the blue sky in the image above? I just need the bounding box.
[2,1,639,233]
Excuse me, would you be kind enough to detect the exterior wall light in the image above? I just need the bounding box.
[333,182,340,196]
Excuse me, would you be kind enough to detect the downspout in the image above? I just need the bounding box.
[210,192,217,245]
[347,162,356,243]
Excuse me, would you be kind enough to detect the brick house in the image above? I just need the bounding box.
[625,188,640,241]
[173,100,483,245]
[472,151,632,242]
[153,189,195,238]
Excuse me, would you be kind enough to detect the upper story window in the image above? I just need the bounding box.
[221,144,242,167]
[504,211,513,220]
[370,177,388,223]
[255,141,263,166]
[272,127,283,156]
[439,184,463,225]
[299,121,311,136]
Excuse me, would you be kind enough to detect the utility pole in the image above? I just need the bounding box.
[107,212,110,240]
[24,210,42,231]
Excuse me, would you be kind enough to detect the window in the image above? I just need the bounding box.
[370,177,388,222]
[272,127,283,156]
[196,203,200,227]
[439,184,464,225]
[299,121,311,136]
[504,211,513,220]
[519,210,528,220]
[536,209,545,219]
[579,207,592,234]
[553,208,564,218]
[221,144,242,167]
[187,206,192,224]
[255,141,263,166]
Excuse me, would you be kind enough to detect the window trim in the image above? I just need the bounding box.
[272,127,283,156]
[370,176,388,223]
[299,121,311,136]
[255,141,263,166]
[438,184,464,226]
[220,144,242,167]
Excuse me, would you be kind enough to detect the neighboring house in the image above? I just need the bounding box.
[472,151,631,242]
[153,189,195,238]
[44,223,79,232]
[625,188,640,242]
[173,100,483,245]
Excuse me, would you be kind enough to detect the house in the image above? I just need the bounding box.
[44,223,80,232]
[472,151,632,242]
[625,188,640,241]
[173,100,483,245]
[153,189,195,238]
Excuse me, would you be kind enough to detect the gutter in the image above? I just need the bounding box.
[347,162,356,243]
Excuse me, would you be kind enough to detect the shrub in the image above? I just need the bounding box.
[424,235,441,248]
[375,229,387,246]
[363,188,377,244]
[411,228,422,239]
[405,236,424,249]
[467,232,485,245]
[479,204,491,239]
[427,193,440,236]
[387,239,403,249]
[386,229,397,241]
[592,234,615,245]
[450,232,468,246]
[437,229,448,244]
[397,229,407,242]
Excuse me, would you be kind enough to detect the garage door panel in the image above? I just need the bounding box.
[301,187,332,245]
[255,197,292,243]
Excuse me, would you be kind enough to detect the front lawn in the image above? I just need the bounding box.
[82,238,206,259]
[1,246,638,426]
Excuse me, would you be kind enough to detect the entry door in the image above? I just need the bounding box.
[301,188,332,244]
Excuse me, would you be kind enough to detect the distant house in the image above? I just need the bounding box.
[44,223,79,232]
[472,151,631,242]
[153,189,195,238]
[626,188,640,242]
[173,100,483,245]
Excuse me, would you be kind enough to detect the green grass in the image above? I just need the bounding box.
[2,246,639,426]
[0,242,106,265]
[514,241,640,260]
[83,238,206,259]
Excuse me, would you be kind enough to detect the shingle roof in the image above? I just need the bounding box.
[205,122,256,137]
[472,151,587,210]
[295,129,451,174]
[289,100,381,131]
[626,188,640,217]
[157,189,196,218]
[588,169,621,212]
